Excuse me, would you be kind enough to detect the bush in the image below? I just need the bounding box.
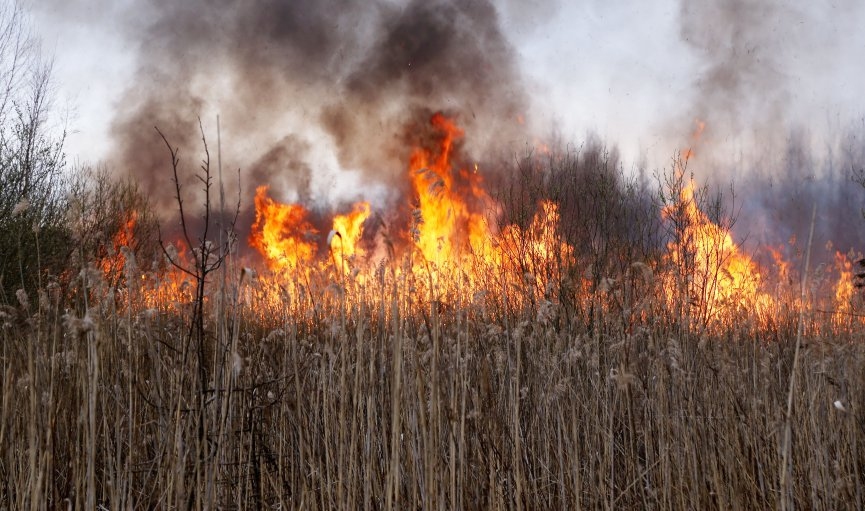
[0,3,68,302]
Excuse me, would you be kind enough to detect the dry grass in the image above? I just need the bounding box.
[1,247,864,510]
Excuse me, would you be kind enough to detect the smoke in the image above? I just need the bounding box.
[677,0,791,148]
[673,0,865,264]
[736,126,865,267]
[675,0,862,155]
[31,0,865,265]
[109,0,529,233]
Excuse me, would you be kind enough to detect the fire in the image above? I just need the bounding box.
[499,200,573,296]
[243,113,574,306]
[663,178,766,324]
[409,113,498,268]
[69,110,865,341]
[96,111,862,337]
[769,246,791,283]
[249,185,318,274]
[88,113,580,317]
[404,114,573,300]
[657,119,776,327]
[101,210,138,281]
[140,256,195,308]
[834,251,854,323]
[330,201,371,272]
[248,184,372,288]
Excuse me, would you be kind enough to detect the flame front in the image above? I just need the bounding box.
[95,112,858,336]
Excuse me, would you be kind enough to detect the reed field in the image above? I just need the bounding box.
[2,135,865,510]
[3,7,865,506]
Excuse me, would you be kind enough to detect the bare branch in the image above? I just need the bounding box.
[155,126,194,256]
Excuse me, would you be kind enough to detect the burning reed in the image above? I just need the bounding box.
[3,113,865,509]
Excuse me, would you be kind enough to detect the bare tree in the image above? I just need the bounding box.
[0,2,68,301]
[155,120,242,508]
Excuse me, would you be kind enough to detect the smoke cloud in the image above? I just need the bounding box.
[677,0,792,146]
[29,0,865,265]
[109,0,529,233]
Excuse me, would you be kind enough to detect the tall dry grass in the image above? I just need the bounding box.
[1,238,864,510]
[1,134,862,508]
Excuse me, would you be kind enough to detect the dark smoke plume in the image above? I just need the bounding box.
[110,0,528,236]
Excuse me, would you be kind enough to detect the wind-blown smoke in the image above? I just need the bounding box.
[110,0,528,235]
[674,0,865,264]
[677,0,790,147]
[675,0,861,154]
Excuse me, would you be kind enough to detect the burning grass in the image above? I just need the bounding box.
[2,252,865,509]
[2,114,865,508]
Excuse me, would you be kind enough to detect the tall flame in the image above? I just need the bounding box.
[330,201,371,273]
[409,113,498,268]
[100,210,138,280]
[834,251,854,326]
[249,185,318,274]
[663,179,765,324]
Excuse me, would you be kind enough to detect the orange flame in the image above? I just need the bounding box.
[409,113,498,268]
[500,200,574,296]
[330,201,371,275]
[663,179,766,324]
[834,251,854,324]
[249,185,317,274]
[769,246,791,283]
[100,210,138,280]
